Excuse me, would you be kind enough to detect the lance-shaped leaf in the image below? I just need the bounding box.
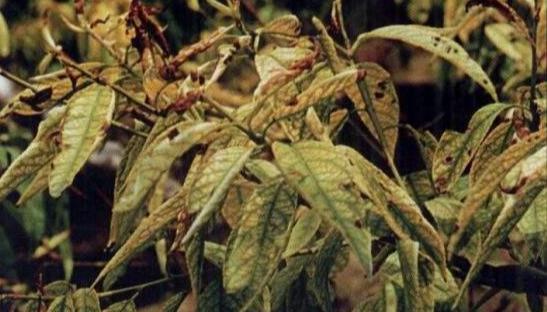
[275,69,359,118]
[469,120,513,186]
[352,25,498,101]
[189,146,256,213]
[180,147,254,245]
[94,190,184,286]
[224,178,296,293]
[49,85,116,197]
[312,17,345,73]
[48,294,75,312]
[104,300,137,312]
[339,146,447,275]
[346,63,400,157]
[73,288,100,312]
[0,12,9,57]
[448,130,547,257]
[272,141,373,276]
[485,23,531,68]
[452,172,547,309]
[0,106,65,201]
[517,188,547,235]
[432,103,510,192]
[283,207,322,258]
[397,240,426,311]
[109,121,220,245]
[16,162,51,206]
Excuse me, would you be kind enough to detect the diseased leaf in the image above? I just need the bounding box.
[186,230,205,294]
[283,207,322,258]
[537,0,547,72]
[162,292,187,312]
[276,69,359,118]
[272,141,373,276]
[180,147,254,245]
[453,171,547,308]
[353,282,398,312]
[204,241,226,267]
[72,288,100,312]
[110,121,221,245]
[312,17,345,73]
[224,178,296,294]
[189,146,256,213]
[346,63,400,157]
[352,25,498,101]
[339,146,447,275]
[0,106,65,201]
[432,103,510,192]
[49,84,116,197]
[469,120,513,186]
[448,130,547,257]
[113,123,147,201]
[407,0,432,24]
[518,188,547,235]
[485,23,531,68]
[47,294,75,312]
[397,240,427,311]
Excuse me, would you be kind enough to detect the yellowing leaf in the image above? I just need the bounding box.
[17,162,51,206]
[49,85,116,197]
[272,141,373,275]
[537,1,547,72]
[223,178,296,294]
[110,121,220,245]
[346,63,400,157]
[189,146,256,213]
[276,69,359,118]
[352,25,498,101]
[340,146,447,276]
[432,103,510,192]
[397,240,425,311]
[469,120,513,186]
[407,0,433,24]
[485,23,532,68]
[180,146,254,245]
[283,206,322,258]
[0,11,9,57]
[448,130,547,257]
[0,106,65,201]
[73,289,100,312]
[453,171,546,308]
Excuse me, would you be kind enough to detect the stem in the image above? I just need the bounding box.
[528,1,539,130]
[0,275,184,302]
[111,120,148,138]
[55,54,158,114]
[202,94,264,144]
[0,67,39,92]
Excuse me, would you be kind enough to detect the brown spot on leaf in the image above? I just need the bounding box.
[167,128,179,140]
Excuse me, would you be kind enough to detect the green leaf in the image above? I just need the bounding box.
[340,146,447,275]
[44,280,74,296]
[448,130,547,257]
[104,300,137,312]
[162,292,187,312]
[0,11,9,57]
[73,288,100,312]
[407,0,432,24]
[518,188,547,235]
[453,171,547,308]
[186,230,205,294]
[283,207,322,258]
[0,106,65,201]
[110,121,220,245]
[180,146,254,245]
[223,178,296,294]
[49,84,116,197]
[432,103,510,192]
[269,256,310,311]
[272,141,373,276]
[113,123,147,202]
[204,241,227,267]
[352,25,498,101]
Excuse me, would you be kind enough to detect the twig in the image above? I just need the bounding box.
[54,53,158,114]
[0,67,39,92]
[202,94,264,144]
[0,275,184,302]
[111,120,148,138]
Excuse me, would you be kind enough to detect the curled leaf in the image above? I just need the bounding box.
[352,25,498,101]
